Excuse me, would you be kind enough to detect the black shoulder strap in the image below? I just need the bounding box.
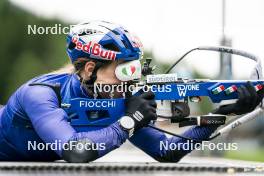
[29,83,62,108]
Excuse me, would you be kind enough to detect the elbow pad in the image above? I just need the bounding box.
[62,139,99,163]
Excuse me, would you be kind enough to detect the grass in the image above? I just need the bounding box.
[225,150,264,162]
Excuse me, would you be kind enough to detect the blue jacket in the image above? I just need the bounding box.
[0,73,218,161]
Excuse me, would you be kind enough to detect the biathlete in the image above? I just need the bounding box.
[0,21,263,162]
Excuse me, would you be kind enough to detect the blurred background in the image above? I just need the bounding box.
[1,0,264,162]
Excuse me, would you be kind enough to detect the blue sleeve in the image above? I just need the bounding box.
[22,85,128,158]
[129,125,218,162]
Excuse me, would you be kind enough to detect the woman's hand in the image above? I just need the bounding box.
[213,82,264,115]
[125,91,157,131]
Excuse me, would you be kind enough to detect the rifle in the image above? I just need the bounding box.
[62,46,264,141]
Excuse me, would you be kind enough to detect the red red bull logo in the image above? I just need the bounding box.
[131,35,143,48]
[72,36,116,60]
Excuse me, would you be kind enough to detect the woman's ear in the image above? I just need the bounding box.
[84,61,96,78]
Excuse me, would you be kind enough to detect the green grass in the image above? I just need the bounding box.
[225,150,264,162]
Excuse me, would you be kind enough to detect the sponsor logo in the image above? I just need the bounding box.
[177,84,200,96]
[131,35,143,48]
[79,100,116,108]
[146,74,178,83]
[71,36,116,60]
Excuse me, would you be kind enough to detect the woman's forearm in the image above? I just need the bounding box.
[62,122,128,162]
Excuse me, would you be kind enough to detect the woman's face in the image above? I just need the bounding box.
[94,60,125,98]
[95,61,122,85]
